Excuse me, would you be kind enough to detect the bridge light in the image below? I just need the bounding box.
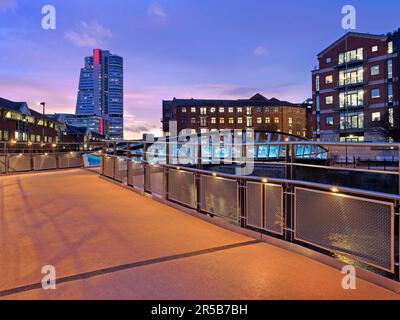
[52,143,57,148]
[10,140,16,145]
[212,172,217,177]
[44,153,48,156]
[331,187,339,193]
[262,178,268,183]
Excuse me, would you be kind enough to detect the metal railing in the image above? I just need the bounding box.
[99,139,400,281]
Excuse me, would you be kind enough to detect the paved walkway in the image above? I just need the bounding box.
[0,169,398,300]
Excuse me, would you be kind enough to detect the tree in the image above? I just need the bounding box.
[369,108,400,142]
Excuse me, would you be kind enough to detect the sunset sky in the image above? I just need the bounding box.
[1,0,399,138]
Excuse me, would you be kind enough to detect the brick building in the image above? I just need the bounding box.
[312,29,400,142]
[0,97,59,144]
[162,94,309,138]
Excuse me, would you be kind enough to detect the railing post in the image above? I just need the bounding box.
[239,178,246,228]
[284,143,295,242]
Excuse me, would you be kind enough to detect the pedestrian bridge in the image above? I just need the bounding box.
[0,167,399,299]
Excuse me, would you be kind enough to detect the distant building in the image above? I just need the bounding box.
[75,49,124,140]
[312,29,400,141]
[59,124,105,144]
[162,94,310,138]
[0,97,59,144]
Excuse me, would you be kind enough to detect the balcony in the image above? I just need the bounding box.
[335,56,367,68]
[336,77,366,89]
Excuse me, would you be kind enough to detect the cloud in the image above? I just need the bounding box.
[148,2,167,18]
[65,21,112,47]
[254,46,268,57]
[0,0,17,12]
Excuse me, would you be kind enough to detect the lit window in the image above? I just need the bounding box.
[228,118,234,124]
[274,107,279,113]
[191,118,196,124]
[219,107,225,113]
[265,117,270,124]
[325,96,333,104]
[237,117,243,124]
[371,45,378,52]
[191,107,196,113]
[372,112,381,122]
[325,75,333,84]
[388,41,393,54]
[288,129,293,134]
[237,107,243,113]
[371,88,380,99]
[315,75,320,91]
[371,65,380,76]
[228,107,234,113]
[388,60,393,79]
[182,107,187,113]
[325,116,334,125]
[326,57,332,63]
[219,118,225,124]
[264,107,270,112]
[210,107,216,113]
[200,107,207,115]
[288,117,293,124]
[257,117,262,124]
[246,107,252,115]
[274,117,280,124]
[211,117,216,124]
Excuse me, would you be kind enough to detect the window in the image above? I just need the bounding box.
[246,107,252,115]
[246,117,252,127]
[274,107,279,113]
[219,107,224,113]
[200,118,207,126]
[210,107,216,113]
[388,60,393,79]
[228,118,234,124]
[326,57,332,63]
[371,45,378,52]
[325,116,334,125]
[265,117,270,124]
[339,89,363,108]
[339,66,363,86]
[264,107,270,112]
[288,129,293,134]
[388,41,393,54]
[228,107,234,113]
[257,117,262,124]
[288,117,293,125]
[288,107,292,113]
[371,88,380,99]
[191,107,196,113]
[315,75,320,91]
[325,75,333,84]
[191,118,196,124]
[211,118,216,124]
[255,107,262,113]
[237,117,243,124]
[219,118,225,124]
[182,107,187,113]
[237,107,243,113]
[388,83,393,103]
[338,48,363,64]
[340,111,364,130]
[200,107,207,115]
[274,117,280,124]
[325,96,333,104]
[4,131,9,141]
[370,65,380,76]
[372,112,381,122]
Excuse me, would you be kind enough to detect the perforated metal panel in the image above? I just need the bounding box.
[246,182,263,228]
[8,155,31,172]
[128,161,144,191]
[102,156,115,178]
[168,169,196,208]
[295,187,394,272]
[148,164,164,198]
[114,157,128,183]
[200,175,238,221]
[33,155,57,171]
[265,184,284,235]
[58,154,82,168]
[246,182,283,234]
[0,156,5,173]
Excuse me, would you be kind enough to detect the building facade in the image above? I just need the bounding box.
[162,94,309,138]
[312,30,400,142]
[75,49,124,140]
[0,98,59,144]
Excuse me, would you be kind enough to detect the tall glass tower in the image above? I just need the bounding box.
[75,49,124,140]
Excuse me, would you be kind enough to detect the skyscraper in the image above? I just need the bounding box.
[75,49,124,140]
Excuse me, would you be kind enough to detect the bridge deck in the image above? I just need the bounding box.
[0,169,398,300]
